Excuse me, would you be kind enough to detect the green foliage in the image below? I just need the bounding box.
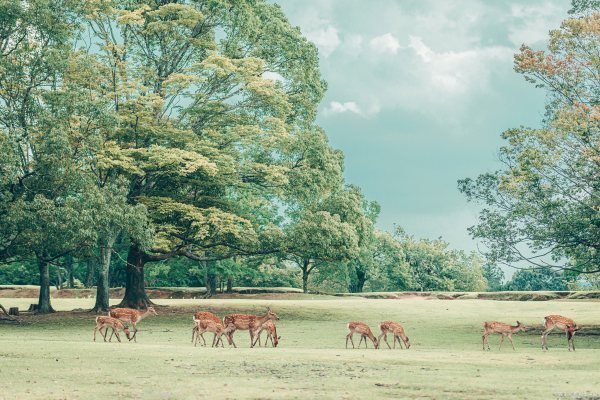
[505,268,569,291]
[459,9,600,278]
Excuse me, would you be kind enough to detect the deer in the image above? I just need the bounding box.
[541,315,579,351]
[191,311,222,346]
[482,321,528,351]
[377,321,410,349]
[346,321,379,349]
[109,306,158,342]
[223,307,279,348]
[93,316,132,343]
[193,319,237,348]
[256,320,280,347]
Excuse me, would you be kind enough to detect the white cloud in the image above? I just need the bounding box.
[369,33,401,54]
[341,34,364,54]
[508,3,566,46]
[323,101,380,117]
[408,35,512,94]
[305,26,341,58]
[324,101,362,115]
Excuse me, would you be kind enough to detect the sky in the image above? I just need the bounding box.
[276,0,571,253]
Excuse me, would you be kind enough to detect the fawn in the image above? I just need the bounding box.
[256,320,280,347]
[223,308,279,347]
[346,321,378,349]
[109,306,158,342]
[377,321,410,349]
[191,311,222,345]
[193,319,237,348]
[93,316,131,343]
[482,321,527,351]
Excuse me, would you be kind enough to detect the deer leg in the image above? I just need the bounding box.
[132,324,138,343]
[108,328,116,342]
[571,332,576,351]
[93,327,99,342]
[498,334,505,350]
[541,327,554,351]
[507,334,516,351]
[379,332,391,349]
[346,332,354,349]
[358,335,364,348]
[482,333,487,351]
[114,330,121,343]
[191,326,196,344]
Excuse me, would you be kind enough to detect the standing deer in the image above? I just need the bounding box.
[541,315,579,351]
[223,308,279,347]
[377,321,410,349]
[109,306,158,342]
[191,311,222,345]
[193,319,237,348]
[346,321,379,349]
[256,320,280,347]
[93,316,131,343]
[482,321,528,351]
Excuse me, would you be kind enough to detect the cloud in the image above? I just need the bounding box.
[507,2,566,46]
[369,33,401,54]
[262,71,285,82]
[408,35,512,94]
[324,101,362,115]
[304,26,341,58]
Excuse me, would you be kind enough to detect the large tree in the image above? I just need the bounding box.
[81,0,326,307]
[459,7,600,275]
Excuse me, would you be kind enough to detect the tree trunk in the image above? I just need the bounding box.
[66,255,74,289]
[301,260,310,294]
[349,268,367,293]
[37,258,55,313]
[226,277,233,293]
[204,264,218,297]
[118,243,153,309]
[85,259,95,288]
[93,237,115,312]
[55,266,63,290]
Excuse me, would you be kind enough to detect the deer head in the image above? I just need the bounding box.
[516,321,528,332]
[266,307,279,321]
[147,307,158,316]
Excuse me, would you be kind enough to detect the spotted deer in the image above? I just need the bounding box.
[346,321,379,349]
[193,319,237,348]
[223,308,279,348]
[257,320,280,347]
[482,321,527,351]
[93,316,131,343]
[377,321,410,349]
[541,315,579,351]
[109,306,158,342]
[191,311,222,345]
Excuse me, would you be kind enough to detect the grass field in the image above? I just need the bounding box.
[1,295,599,399]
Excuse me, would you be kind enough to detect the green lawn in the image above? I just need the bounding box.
[0,296,599,399]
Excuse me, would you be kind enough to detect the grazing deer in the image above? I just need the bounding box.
[193,319,237,348]
[223,308,279,348]
[482,321,527,351]
[257,320,280,347]
[191,311,222,345]
[377,321,410,349]
[541,315,579,351]
[109,306,158,342]
[346,321,378,349]
[93,316,131,343]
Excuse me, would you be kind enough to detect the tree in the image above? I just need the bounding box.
[459,8,600,276]
[505,268,568,291]
[483,263,505,291]
[81,0,326,307]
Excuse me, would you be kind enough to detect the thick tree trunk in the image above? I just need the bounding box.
[226,277,233,293]
[37,258,55,313]
[302,263,309,294]
[118,243,153,309]
[349,269,367,293]
[204,265,218,298]
[93,237,114,312]
[85,259,95,288]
